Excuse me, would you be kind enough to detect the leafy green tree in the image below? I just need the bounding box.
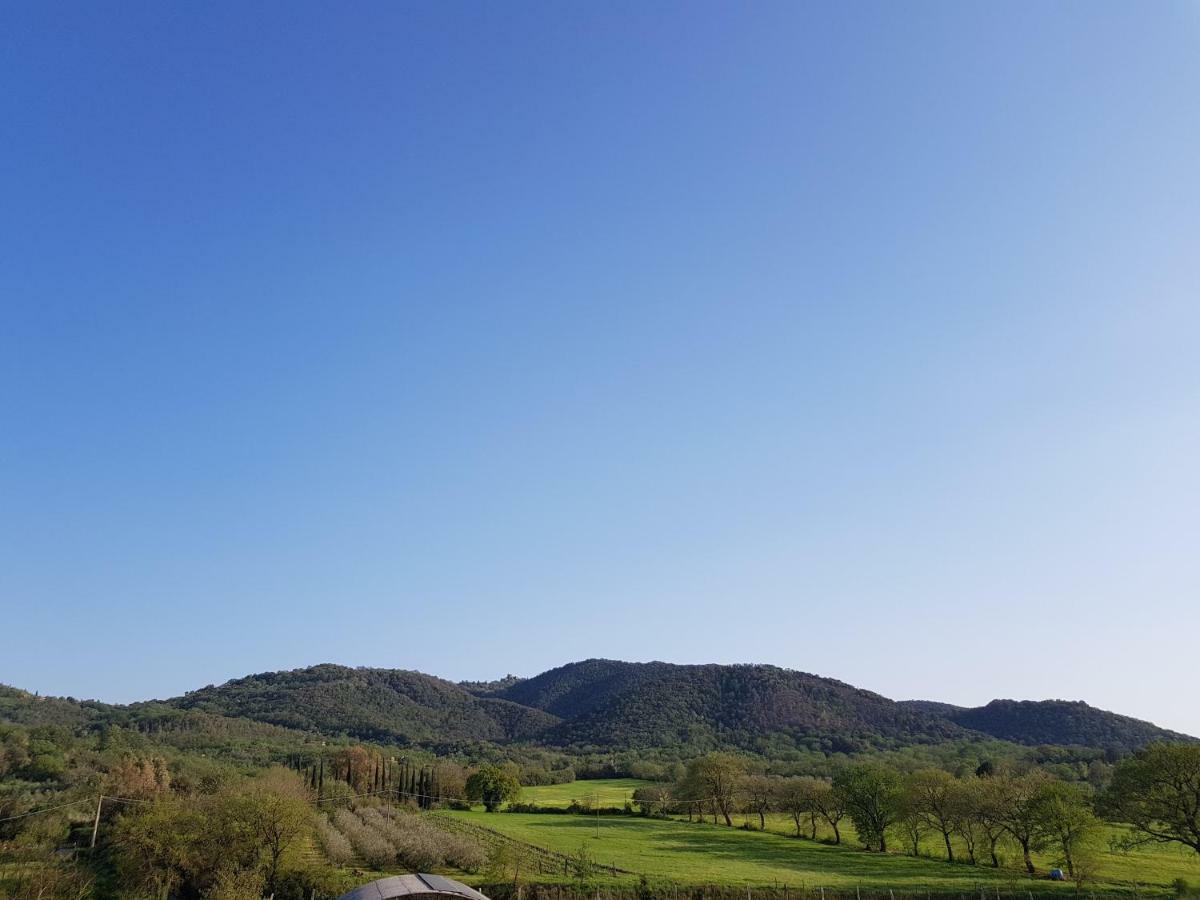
[995,771,1054,875]
[833,764,902,852]
[960,777,1008,868]
[812,779,847,845]
[776,776,821,838]
[231,770,313,893]
[685,754,745,827]
[906,769,962,862]
[465,764,521,812]
[1031,780,1097,879]
[111,771,313,897]
[896,789,928,857]
[1104,743,1200,856]
[740,774,776,830]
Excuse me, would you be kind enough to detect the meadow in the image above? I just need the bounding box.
[517,779,652,808]
[446,780,1200,895]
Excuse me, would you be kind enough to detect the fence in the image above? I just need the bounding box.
[473,884,1155,900]
[428,813,633,878]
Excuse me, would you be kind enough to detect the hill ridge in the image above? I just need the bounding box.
[3,660,1193,755]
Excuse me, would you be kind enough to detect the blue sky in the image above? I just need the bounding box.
[2,2,1198,735]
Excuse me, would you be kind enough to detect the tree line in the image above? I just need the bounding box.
[630,744,1200,882]
[292,746,463,810]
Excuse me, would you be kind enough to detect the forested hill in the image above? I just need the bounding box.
[901,697,1197,754]
[168,664,560,745]
[3,660,1193,757]
[478,659,968,751]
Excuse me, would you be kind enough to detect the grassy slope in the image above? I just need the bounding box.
[446,810,1054,891]
[469,781,1200,893]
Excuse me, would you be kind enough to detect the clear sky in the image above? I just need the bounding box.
[2,2,1198,736]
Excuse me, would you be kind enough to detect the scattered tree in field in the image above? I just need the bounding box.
[632,783,672,815]
[684,754,745,827]
[1104,743,1200,856]
[970,776,1010,867]
[741,774,775,830]
[776,776,821,838]
[465,764,522,812]
[906,769,962,862]
[995,771,1053,875]
[951,779,987,865]
[896,788,928,857]
[834,764,903,852]
[1032,780,1098,878]
[813,779,848,844]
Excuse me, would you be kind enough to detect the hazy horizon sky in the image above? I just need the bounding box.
[3,2,1198,736]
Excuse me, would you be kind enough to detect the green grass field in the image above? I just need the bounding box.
[518,779,651,808]
[453,780,1200,894]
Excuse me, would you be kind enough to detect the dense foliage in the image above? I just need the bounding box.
[7,660,1190,764]
[918,699,1197,756]
[171,665,558,746]
[465,765,523,812]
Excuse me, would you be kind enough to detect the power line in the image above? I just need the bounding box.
[0,798,92,823]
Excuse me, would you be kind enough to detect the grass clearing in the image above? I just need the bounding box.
[518,779,652,808]
[446,811,1029,891]
[751,811,1200,889]
[441,804,1200,894]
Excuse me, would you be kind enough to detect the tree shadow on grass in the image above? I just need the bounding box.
[509,817,1039,889]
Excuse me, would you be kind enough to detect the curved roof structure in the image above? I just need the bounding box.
[338,874,491,900]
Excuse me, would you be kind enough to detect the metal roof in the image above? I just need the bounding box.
[337,874,492,900]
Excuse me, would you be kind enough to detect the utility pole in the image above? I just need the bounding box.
[90,795,104,848]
